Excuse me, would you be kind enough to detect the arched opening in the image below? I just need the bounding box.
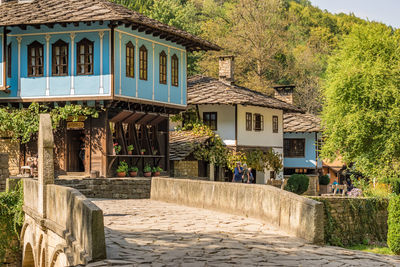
[50,250,68,267]
[22,243,35,267]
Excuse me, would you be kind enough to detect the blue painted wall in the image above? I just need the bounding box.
[114,27,187,106]
[284,132,322,169]
[0,22,187,107]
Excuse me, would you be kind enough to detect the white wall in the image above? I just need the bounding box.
[237,105,283,148]
[197,104,236,146]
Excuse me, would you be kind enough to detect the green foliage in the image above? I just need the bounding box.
[322,23,400,182]
[245,149,283,173]
[388,195,400,254]
[285,174,309,195]
[143,164,152,173]
[226,151,247,172]
[0,103,99,144]
[114,145,121,155]
[127,145,134,152]
[319,175,330,185]
[116,161,129,173]
[156,166,163,172]
[0,183,24,264]
[129,166,139,172]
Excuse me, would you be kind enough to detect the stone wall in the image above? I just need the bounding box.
[304,175,319,196]
[0,153,9,192]
[311,196,388,246]
[172,161,199,177]
[23,178,106,265]
[151,177,324,244]
[0,138,20,176]
[56,177,151,199]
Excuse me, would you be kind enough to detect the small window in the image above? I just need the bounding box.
[7,43,11,78]
[159,51,167,84]
[139,45,148,80]
[273,115,279,133]
[203,112,217,130]
[254,113,264,131]
[270,171,276,179]
[171,54,179,86]
[126,41,135,78]
[28,41,44,77]
[284,139,305,158]
[77,38,93,75]
[52,40,69,76]
[246,112,252,131]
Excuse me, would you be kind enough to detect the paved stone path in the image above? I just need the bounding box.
[88,199,400,267]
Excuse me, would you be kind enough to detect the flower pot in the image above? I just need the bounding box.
[141,152,145,155]
[117,172,126,177]
[143,172,152,177]
[152,172,160,177]
[128,151,133,155]
[129,171,137,177]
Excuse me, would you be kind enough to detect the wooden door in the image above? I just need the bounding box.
[66,130,84,172]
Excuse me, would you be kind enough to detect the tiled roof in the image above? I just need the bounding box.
[169,131,210,161]
[0,0,220,51]
[188,75,302,112]
[283,113,321,133]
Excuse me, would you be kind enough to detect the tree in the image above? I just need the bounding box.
[321,23,400,182]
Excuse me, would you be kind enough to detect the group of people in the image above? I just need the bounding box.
[232,162,254,183]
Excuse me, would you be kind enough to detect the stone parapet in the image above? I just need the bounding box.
[151,177,324,244]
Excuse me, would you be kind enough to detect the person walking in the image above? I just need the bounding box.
[242,163,250,183]
[232,162,243,183]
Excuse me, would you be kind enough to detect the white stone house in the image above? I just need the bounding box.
[171,56,301,183]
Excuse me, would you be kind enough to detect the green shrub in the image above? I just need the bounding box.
[285,174,309,195]
[388,195,400,254]
[319,175,330,185]
[0,183,24,264]
[116,161,129,173]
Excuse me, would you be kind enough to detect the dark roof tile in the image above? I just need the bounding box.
[283,113,321,133]
[188,75,302,112]
[169,131,210,161]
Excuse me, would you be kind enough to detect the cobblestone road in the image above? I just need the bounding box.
[88,199,400,267]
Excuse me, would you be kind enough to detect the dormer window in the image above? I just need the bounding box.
[139,45,148,80]
[126,41,135,78]
[77,38,93,75]
[159,51,167,84]
[171,54,179,87]
[52,40,68,76]
[28,41,44,77]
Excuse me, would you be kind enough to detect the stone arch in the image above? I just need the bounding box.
[49,246,68,267]
[37,234,45,267]
[20,221,30,243]
[22,243,35,267]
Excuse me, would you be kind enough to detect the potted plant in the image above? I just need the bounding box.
[129,166,138,177]
[114,143,121,155]
[319,175,330,195]
[153,149,158,155]
[143,165,152,177]
[141,148,146,155]
[116,161,129,177]
[127,145,134,155]
[152,166,163,176]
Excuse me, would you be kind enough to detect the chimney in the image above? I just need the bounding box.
[273,85,295,104]
[219,55,234,85]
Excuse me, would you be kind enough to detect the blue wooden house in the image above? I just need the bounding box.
[0,0,219,177]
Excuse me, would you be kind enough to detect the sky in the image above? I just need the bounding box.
[309,0,400,28]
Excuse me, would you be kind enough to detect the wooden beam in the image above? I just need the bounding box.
[60,23,67,28]
[124,23,132,28]
[73,22,79,27]
[99,21,104,25]
[159,34,168,39]
[18,25,27,30]
[152,32,161,37]
[46,23,54,29]
[145,29,154,34]
[138,26,146,32]
[33,24,41,29]
[131,24,139,30]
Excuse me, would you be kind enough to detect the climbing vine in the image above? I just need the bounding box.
[0,103,100,144]
[0,182,24,265]
[311,197,388,246]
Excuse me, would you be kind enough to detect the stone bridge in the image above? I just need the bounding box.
[21,114,106,267]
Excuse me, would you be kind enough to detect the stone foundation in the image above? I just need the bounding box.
[172,161,199,177]
[0,153,9,191]
[0,138,20,176]
[56,177,151,199]
[312,196,388,246]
